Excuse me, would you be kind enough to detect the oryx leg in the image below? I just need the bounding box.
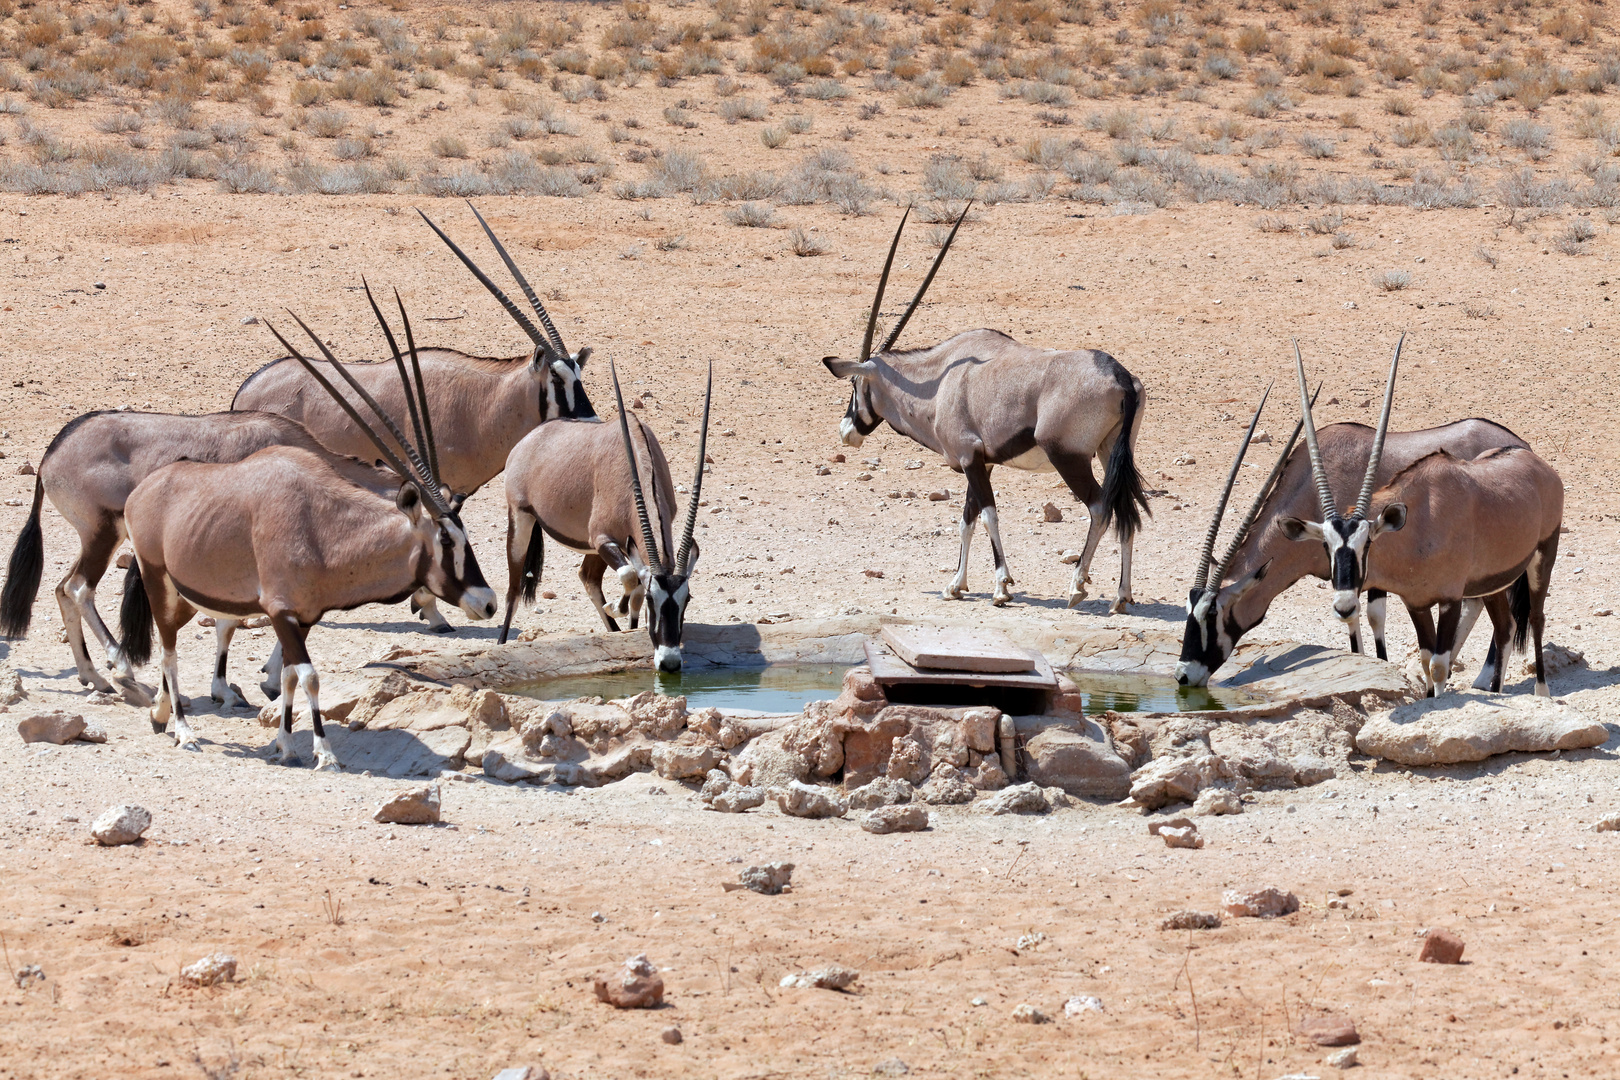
[946,453,1004,602]
[210,618,245,708]
[270,615,337,770]
[1428,600,1464,693]
[1527,532,1559,697]
[499,508,538,645]
[1473,590,1514,693]
[53,523,120,692]
[260,641,284,702]
[1366,588,1389,660]
[410,589,454,634]
[1405,603,1439,698]
[1048,449,1108,609]
[144,571,200,749]
[578,552,618,632]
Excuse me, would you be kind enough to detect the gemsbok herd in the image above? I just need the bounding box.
[0,203,1565,770]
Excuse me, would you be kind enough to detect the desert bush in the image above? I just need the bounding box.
[656,148,708,191]
[805,78,849,99]
[430,134,468,158]
[1502,117,1551,150]
[726,201,776,227]
[1372,269,1411,291]
[1390,119,1430,148]
[1019,135,1069,167]
[1434,124,1474,161]
[217,159,278,192]
[306,108,350,139]
[718,97,767,123]
[1297,133,1335,158]
[789,226,826,255]
[760,125,788,148]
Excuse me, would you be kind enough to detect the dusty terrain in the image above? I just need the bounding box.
[2,1,1620,1077]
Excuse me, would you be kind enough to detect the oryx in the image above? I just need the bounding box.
[1176,342,1532,690]
[118,297,496,767]
[1279,344,1563,696]
[0,409,354,705]
[820,206,1149,611]
[498,361,712,673]
[232,203,594,631]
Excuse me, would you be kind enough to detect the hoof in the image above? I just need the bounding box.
[176,739,202,753]
[1108,598,1131,615]
[991,593,1010,607]
[261,683,281,701]
[313,756,342,772]
[149,718,167,735]
[1066,591,1085,609]
[116,679,154,708]
[1534,683,1551,698]
[431,623,455,635]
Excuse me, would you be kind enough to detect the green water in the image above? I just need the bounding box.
[1062,669,1264,715]
[514,664,848,714]
[513,664,1262,716]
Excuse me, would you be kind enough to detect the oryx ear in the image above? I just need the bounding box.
[449,492,468,514]
[573,346,591,368]
[1226,559,1272,602]
[823,356,876,379]
[395,482,426,518]
[1374,502,1407,535]
[1278,516,1324,542]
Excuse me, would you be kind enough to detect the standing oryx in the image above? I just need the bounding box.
[232,203,594,630]
[1279,344,1563,696]
[1176,341,1532,691]
[118,298,496,767]
[0,409,357,705]
[498,361,712,673]
[821,206,1149,611]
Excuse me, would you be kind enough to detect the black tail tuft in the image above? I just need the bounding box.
[116,558,154,670]
[1508,571,1532,654]
[0,477,46,638]
[518,522,545,606]
[1099,373,1151,544]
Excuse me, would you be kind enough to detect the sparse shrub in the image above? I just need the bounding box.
[1254,214,1291,232]
[654,233,687,251]
[656,148,708,191]
[924,155,976,200]
[1297,133,1335,158]
[95,113,144,135]
[1019,135,1069,167]
[805,78,849,99]
[664,106,698,129]
[789,226,826,255]
[1390,119,1430,148]
[726,201,776,227]
[217,160,278,192]
[898,81,950,108]
[1372,269,1411,291]
[1502,117,1551,151]
[1306,212,1342,234]
[430,134,468,158]
[1330,230,1355,249]
[760,125,788,148]
[334,137,374,161]
[718,97,767,123]
[785,114,812,135]
[307,108,350,139]
[1383,95,1413,117]
[1434,124,1474,161]
[1475,244,1499,268]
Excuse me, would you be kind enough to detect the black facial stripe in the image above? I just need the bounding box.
[1332,545,1360,591]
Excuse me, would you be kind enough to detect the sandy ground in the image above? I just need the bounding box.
[3,150,1620,1075]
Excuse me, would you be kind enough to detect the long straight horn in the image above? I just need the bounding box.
[416,208,546,348]
[1192,381,1272,592]
[465,200,569,358]
[362,278,429,477]
[263,318,426,505]
[882,200,970,353]
[281,310,449,517]
[1211,384,1320,588]
[1353,332,1403,519]
[394,288,440,491]
[1293,339,1338,522]
[860,205,910,363]
[674,362,713,577]
[609,360,664,575]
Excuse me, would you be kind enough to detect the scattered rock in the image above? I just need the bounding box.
[1058,549,1081,564]
[919,769,977,805]
[974,782,1049,815]
[1128,753,1228,810]
[1192,787,1243,816]
[373,784,441,825]
[594,954,664,1009]
[1418,928,1465,964]
[491,1069,550,1080]
[1159,824,1204,849]
[1010,1003,1050,1024]
[91,804,151,846]
[1222,887,1299,919]
[660,1027,683,1045]
[1298,1013,1360,1046]
[651,740,725,781]
[1160,910,1222,931]
[1041,502,1063,522]
[77,718,107,743]
[1594,815,1620,832]
[773,780,847,819]
[180,953,237,987]
[1022,720,1132,800]
[1325,1046,1359,1069]
[861,804,930,834]
[15,964,44,987]
[17,711,85,745]
[1356,696,1606,765]
[0,668,25,706]
[16,460,33,476]
[711,784,768,813]
[1527,642,1584,677]
[1064,995,1104,1016]
[847,776,914,810]
[927,490,949,501]
[871,1061,910,1077]
[737,862,793,895]
[780,965,860,991]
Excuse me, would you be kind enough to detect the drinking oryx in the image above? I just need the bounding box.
[820,206,1149,611]
[118,299,496,767]
[232,203,594,631]
[497,360,712,673]
[1279,344,1563,696]
[1176,342,1531,690]
[0,409,359,705]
